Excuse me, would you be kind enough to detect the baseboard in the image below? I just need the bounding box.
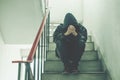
[97,49,112,80]
[90,34,112,80]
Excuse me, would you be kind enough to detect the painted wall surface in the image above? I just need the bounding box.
[0,0,43,44]
[0,45,31,80]
[83,0,120,80]
[49,0,83,23]
[0,0,45,80]
[0,31,4,44]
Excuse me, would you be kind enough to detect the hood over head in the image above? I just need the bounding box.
[63,13,79,29]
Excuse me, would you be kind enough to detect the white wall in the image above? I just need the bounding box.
[0,45,31,80]
[83,0,120,80]
[49,0,83,23]
[0,0,45,80]
[0,0,43,44]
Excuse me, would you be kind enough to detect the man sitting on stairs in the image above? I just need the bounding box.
[53,13,87,74]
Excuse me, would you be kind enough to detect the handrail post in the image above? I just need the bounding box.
[46,12,50,57]
[37,41,40,80]
[33,53,36,80]
[25,65,27,80]
[47,12,50,51]
[18,63,21,80]
[25,63,34,80]
[41,33,44,73]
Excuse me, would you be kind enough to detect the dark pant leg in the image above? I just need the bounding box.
[56,40,70,63]
[69,43,85,70]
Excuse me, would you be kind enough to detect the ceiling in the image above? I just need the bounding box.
[0,0,44,44]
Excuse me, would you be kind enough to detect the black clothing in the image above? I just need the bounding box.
[53,13,87,70]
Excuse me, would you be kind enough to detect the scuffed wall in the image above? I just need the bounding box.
[83,0,120,80]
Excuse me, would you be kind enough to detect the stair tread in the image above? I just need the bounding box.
[44,71,105,74]
[44,60,103,72]
[42,73,105,80]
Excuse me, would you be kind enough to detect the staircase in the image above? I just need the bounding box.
[41,25,108,80]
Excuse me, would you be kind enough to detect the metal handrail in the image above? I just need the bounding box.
[12,9,49,63]
[12,9,50,80]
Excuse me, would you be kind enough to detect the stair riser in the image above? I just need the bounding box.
[49,42,94,51]
[49,36,92,42]
[47,51,98,61]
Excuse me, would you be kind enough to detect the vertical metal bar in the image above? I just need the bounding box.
[27,63,30,80]
[46,17,48,60]
[25,63,34,80]
[40,33,44,80]
[42,30,44,61]
[25,64,28,80]
[18,63,21,80]
[37,41,40,80]
[33,53,36,80]
[44,25,46,61]
[42,32,44,74]
[45,12,50,60]
[45,20,48,59]
[47,12,50,52]
[47,12,50,56]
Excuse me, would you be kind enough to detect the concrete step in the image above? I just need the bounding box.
[44,60,103,73]
[42,73,106,80]
[49,36,92,42]
[49,42,94,51]
[47,51,98,61]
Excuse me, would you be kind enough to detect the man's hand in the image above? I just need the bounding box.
[64,25,78,36]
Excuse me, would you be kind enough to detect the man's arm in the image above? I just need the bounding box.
[53,24,64,43]
[78,24,88,43]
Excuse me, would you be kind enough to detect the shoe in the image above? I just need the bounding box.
[72,69,79,74]
[63,64,71,74]
[71,65,79,74]
[62,70,70,74]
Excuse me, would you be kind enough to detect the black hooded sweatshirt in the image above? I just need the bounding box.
[53,13,87,44]
[53,13,87,59]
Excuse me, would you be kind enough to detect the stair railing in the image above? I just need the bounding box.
[12,9,50,80]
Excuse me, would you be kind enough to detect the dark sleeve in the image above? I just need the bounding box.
[78,24,88,44]
[53,24,64,43]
